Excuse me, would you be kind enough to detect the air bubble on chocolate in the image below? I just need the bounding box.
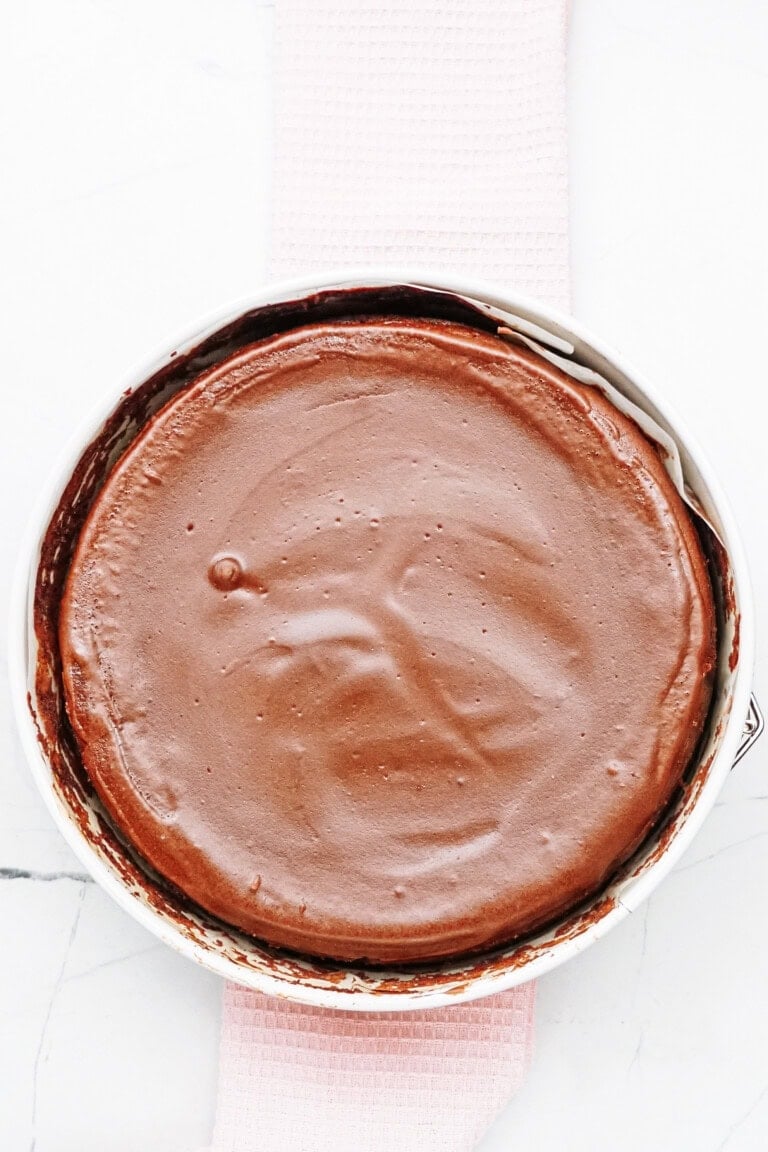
[208,554,244,591]
[208,554,269,595]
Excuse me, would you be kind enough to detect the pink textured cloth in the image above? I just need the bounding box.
[269,0,570,310]
[212,3,570,1149]
[213,984,536,1152]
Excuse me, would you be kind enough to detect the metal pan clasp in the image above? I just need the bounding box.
[733,695,764,767]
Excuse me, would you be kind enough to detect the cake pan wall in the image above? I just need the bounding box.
[10,271,755,1010]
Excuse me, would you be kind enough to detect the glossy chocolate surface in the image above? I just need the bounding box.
[60,318,715,962]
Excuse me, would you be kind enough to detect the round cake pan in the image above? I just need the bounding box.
[10,270,756,1011]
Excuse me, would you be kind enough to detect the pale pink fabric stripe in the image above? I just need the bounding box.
[212,3,569,1149]
[213,986,536,1152]
[268,0,570,308]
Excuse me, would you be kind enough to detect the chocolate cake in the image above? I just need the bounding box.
[60,317,716,963]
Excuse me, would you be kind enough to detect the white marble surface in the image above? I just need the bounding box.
[2,2,767,1149]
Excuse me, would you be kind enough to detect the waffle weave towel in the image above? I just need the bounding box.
[268,0,570,308]
[212,3,569,1149]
